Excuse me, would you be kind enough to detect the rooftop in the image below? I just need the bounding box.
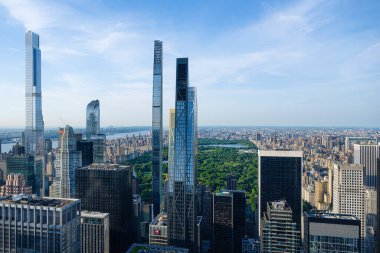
[268,200,291,211]
[81,163,130,171]
[305,211,360,221]
[126,243,189,253]
[150,212,167,227]
[0,194,78,208]
[259,149,303,158]
[81,210,109,219]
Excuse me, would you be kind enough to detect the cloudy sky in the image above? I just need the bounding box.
[0,0,379,128]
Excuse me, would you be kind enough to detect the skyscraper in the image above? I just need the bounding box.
[377,158,380,250]
[25,31,44,156]
[81,211,110,253]
[212,190,246,253]
[332,163,366,252]
[0,195,81,252]
[353,144,380,187]
[90,134,106,163]
[76,164,133,253]
[152,40,163,216]
[86,100,100,140]
[50,125,81,198]
[260,200,300,252]
[258,150,302,236]
[168,58,198,252]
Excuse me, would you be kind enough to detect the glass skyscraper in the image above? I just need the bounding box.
[168,58,198,252]
[152,40,163,216]
[86,99,100,140]
[25,31,44,155]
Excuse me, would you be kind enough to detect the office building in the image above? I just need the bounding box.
[168,58,198,252]
[81,211,110,253]
[76,163,133,253]
[354,144,380,187]
[304,212,361,253]
[25,31,44,156]
[258,150,302,235]
[86,99,100,140]
[212,190,246,253]
[126,244,189,253]
[0,195,81,252]
[77,140,93,167]
[149,212,168,246]
[11,143,25,155]
[152,40,163,217]
[226,173,237,190]
[0,173,32,196]
[333,163,366,252]
[260,200,300,252]
[133,194,142,242]
[6,154,35,190]
[50,126,81,198]
[90,134,105,163]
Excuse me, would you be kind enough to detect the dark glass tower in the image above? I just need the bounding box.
[168,58,198,252]
[75,164,133,253]
[86,100,100,140]
[377,158,380,250]
[152,40,163,216]
[77,140,93,167]
[212,190,246,253]
[258,150,302,235]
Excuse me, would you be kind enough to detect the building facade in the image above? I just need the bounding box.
[0,195,80,252]
[90,134,105,163]
[260,200,300,252]
[258,150,303,235]
[51,125,81,198]
[6,154,35,190]
[25,31,44,156]
[149,212,168,246]
[332,163,366,252]
[86,100,100,140]
[168,58,198,252]
[152,40,163,217]
[81,211,110,253]
[77,140,93,167]
[304,212,361,253]
[354,144,380,188]
[212,190,246,253]
[0,173,32,196]
[76,164,133,253]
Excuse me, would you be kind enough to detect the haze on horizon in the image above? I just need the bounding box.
[0,0,379,128]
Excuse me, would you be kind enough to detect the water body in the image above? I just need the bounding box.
[1,130,151,153]
[201,144,248,148]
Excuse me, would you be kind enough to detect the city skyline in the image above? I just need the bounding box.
[0,0,379,128]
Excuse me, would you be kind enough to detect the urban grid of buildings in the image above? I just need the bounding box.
[0,30,378,253]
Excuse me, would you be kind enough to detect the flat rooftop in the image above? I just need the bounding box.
[306,211,359,220]
[81,210,109,219]
[0,195,78,208]
[82,163,130,171]
[126,243,189,253]
[268,200,291,211]
[259,149,303,157]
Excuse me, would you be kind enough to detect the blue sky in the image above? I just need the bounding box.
[0,0,379,128]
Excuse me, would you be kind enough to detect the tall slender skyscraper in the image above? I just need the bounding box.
[353,144,380,187]
[152,40,163,216]
[25,31,44,155]
[168,58,198,252]
[86,100,100,140]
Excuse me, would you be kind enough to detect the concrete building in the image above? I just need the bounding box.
[149,212,168,246]
[81,211,110,253]
[260,200,300,252]
[0,195,80,252]
[304,212,361,253]
[0,173,32,196]
[333,163,366,252]
[353,144,380,188]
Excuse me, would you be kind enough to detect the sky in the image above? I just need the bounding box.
[0,0,379,128]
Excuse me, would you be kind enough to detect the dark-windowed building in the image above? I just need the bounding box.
[6,155,35,191]
[258,150,302,235]
[377,158,380,250]
[77,140,93,167]
[226,173,237,191]
[75,164,132,253]
[212,190,246,253]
